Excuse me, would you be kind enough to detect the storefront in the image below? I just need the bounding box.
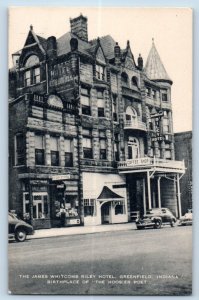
[82,172,128,226]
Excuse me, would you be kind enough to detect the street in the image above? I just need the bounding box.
[8,225,192,296]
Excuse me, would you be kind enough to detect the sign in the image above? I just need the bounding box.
[150,110,164,118]
[51,174,71,181]
[56,184,65,189]
[127,157,151,167]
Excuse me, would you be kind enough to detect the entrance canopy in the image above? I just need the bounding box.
[97,186,124,201]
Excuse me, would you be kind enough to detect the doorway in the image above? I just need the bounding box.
[101,202,111,224]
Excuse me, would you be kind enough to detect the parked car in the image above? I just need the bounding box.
[8,212,35,242]
[178,210,193,226]
[136,208,177,230]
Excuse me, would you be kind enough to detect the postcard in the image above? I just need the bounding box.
[8,7,192,295]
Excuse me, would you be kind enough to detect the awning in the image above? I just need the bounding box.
[97,186,124,201]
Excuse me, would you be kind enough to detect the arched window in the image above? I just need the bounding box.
[128,137,139,160]
[125,106,138,126]
[25,55,40,67]
[132,76,139,87]
[24,55,40,86]
[121,72,129,87]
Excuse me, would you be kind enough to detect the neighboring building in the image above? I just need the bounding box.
[175,131,192,214]
[9,15,185,229]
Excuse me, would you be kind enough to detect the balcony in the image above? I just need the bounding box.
[124,119,147,131]
[122,86,141,100]
[118,157,185,174]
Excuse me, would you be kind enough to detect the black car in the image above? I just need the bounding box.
[8,212,35,242]
[136,208,177,230]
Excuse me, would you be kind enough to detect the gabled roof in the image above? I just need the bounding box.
[144,39,171,82]
[90,35,116,59]
[57,32,91,57]
[97,186,124,200]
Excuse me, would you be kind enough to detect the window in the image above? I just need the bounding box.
[132,76,139,88]
[24,55,41,86]
[162,90,168,101]
[112,95,117,121]
[23,192,48,220]
[100,139,106,160]
[84,199,95,216]
[163,113,169,133]
[64,139,73,167]
[15,133,25,165]
[83,137,93,159]
[81,88,91,115]
[24,70,31,87]
[50,137,59,166]
[97,90,105,117]
[151,90,156,99]
[115,204,124,215]
[146,88,151,97]
[114,142,119,161]
[165,144,171,159]
[33,67,41,84]
[121,72,129,87]
[128,138,139,159]
[35,135,45,165]
[96,64,105,80]
[125,106,137,127]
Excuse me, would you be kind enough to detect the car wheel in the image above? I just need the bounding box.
[170,220,175,227]
[15,228,27,242]
[154,220,161,229]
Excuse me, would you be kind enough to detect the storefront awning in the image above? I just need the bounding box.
[97,186,124,201]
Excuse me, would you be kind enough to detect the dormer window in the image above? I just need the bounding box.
[96,64,105,80]
[24,55,41,87]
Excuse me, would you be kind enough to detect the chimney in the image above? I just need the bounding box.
[138,53,143,70]
[47,36,57,58]
[70,14,88,42]
[114,42,121,66]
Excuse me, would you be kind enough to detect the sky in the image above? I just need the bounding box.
[8,7,192,133]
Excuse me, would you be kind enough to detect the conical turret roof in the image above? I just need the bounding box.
[144,39,172,83]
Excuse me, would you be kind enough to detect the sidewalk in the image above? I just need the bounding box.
[30,222,136,240]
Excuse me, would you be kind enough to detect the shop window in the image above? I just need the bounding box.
[64,139,73,167]
[100,139,106,160]
[33,193,48,219]
[50,137,59,166]
[23,192,48,220]
[35,135,45,165]
[96,64,105,80]
[15,133,25,165]
[81,88,91,115]
[115,204,124,215]
[84,199,95,216]
[83,137,93,159]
